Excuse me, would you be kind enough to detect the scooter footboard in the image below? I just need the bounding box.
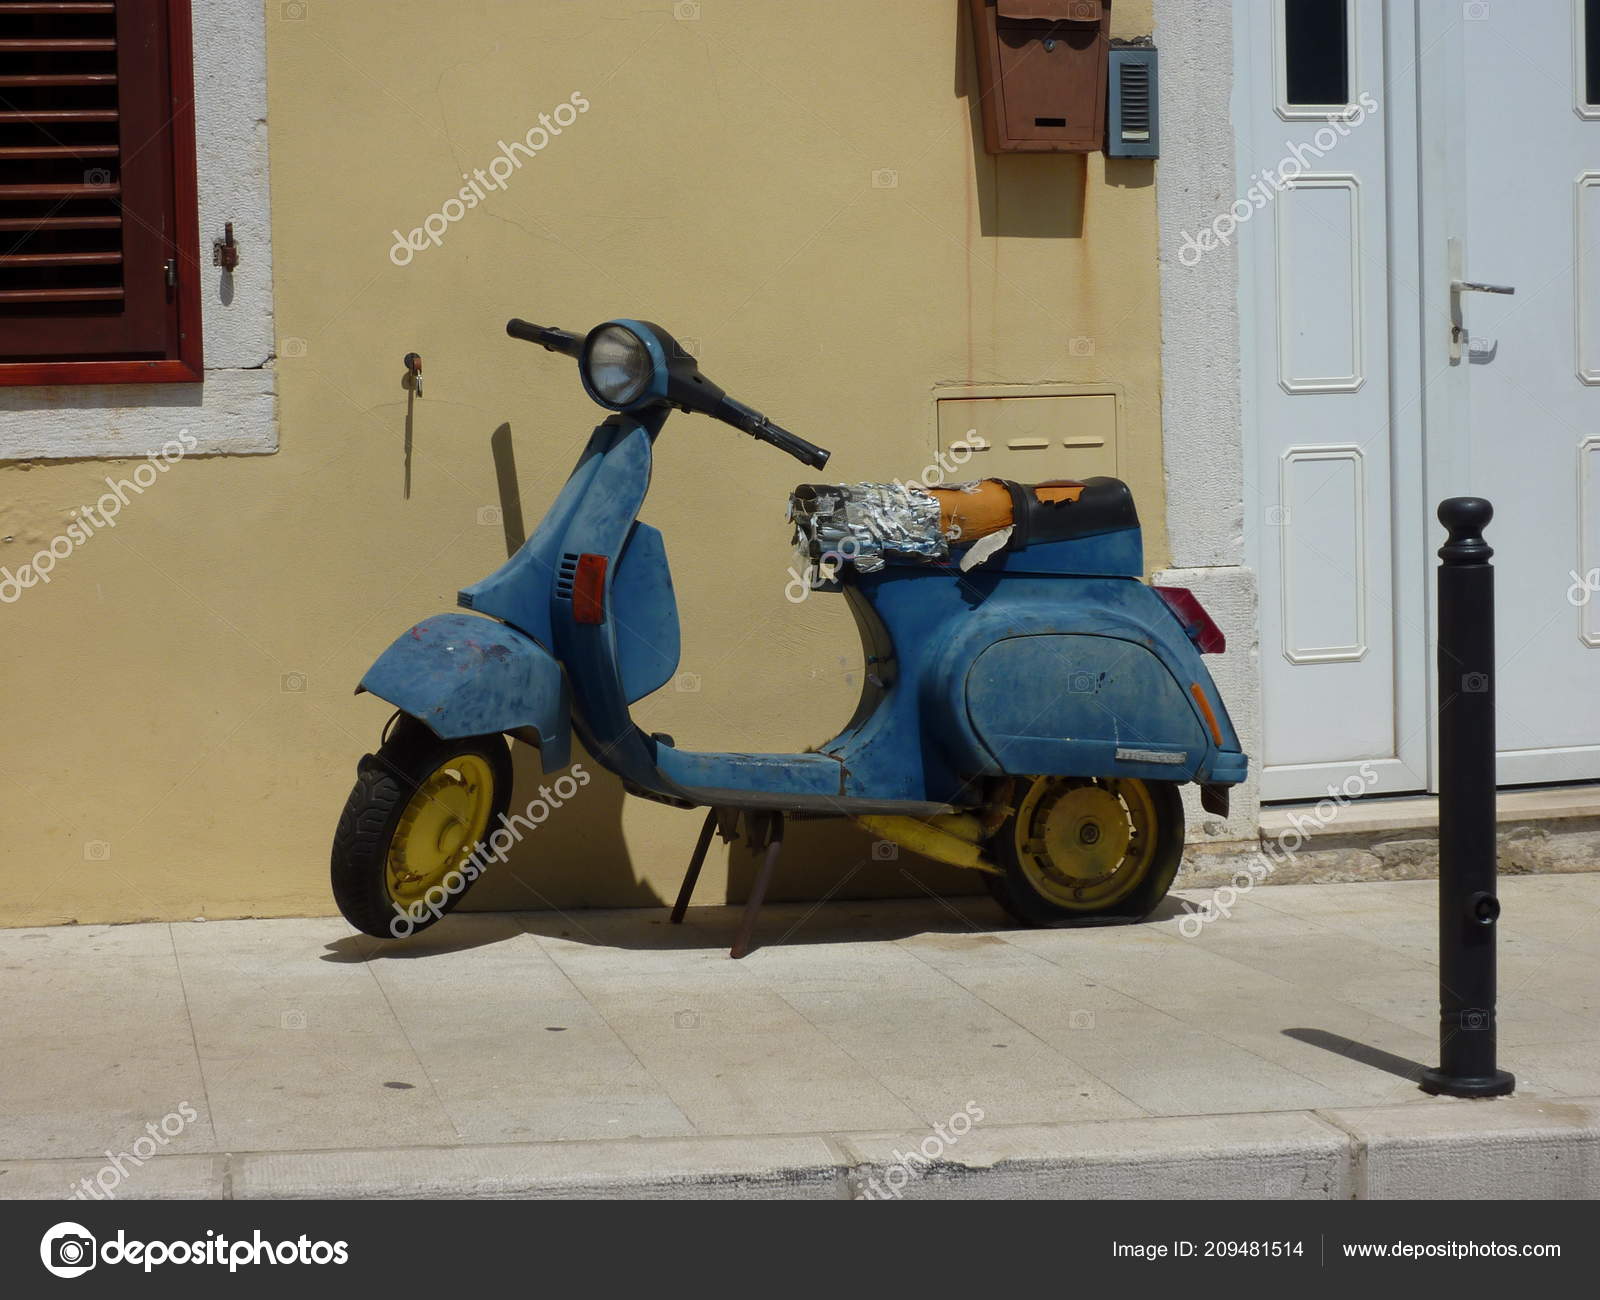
[358,613,572,770]
[965,633,1234,785]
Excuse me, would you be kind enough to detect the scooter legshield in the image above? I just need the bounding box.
[358,612,572,770]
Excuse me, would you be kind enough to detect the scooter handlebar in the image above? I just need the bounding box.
[506,318,583,357]
[507,320,831,469]
[713,396,831,470]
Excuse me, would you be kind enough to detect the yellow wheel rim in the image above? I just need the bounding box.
[385,752,496,908]
[1013,777,1158,911]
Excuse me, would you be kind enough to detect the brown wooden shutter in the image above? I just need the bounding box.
[0,0,201,384]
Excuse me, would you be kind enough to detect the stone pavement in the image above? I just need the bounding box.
[3,874,1597,1198]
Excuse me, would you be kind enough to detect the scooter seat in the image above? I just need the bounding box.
[788,475,1139,573]
[930,476,1138,548]
[1008,475,1139,545]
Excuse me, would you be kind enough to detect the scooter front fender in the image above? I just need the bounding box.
[358,613,571,770]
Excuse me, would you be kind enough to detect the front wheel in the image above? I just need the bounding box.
[330,719,513,939]
[984,777,1184,927]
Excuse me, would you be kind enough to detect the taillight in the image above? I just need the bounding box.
[572,553,608,624]
[1154,585,1225,654]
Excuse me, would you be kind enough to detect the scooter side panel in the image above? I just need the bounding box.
[934,579,1245,785]
[836,571,1246,791]
[359,612,572,770]
[966,634,1209,781]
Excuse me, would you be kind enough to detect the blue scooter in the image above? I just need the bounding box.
[331,318,1246,955]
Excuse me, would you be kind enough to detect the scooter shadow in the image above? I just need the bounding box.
[321,892,1193,962]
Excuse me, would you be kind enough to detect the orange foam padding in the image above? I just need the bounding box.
[929,479,1085,541]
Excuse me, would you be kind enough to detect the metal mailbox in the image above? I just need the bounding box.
[969,0,1112,153]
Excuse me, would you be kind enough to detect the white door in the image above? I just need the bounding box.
[1241,0,1430,799]
[1421,0,1600,784]
[1243,0,1600,797]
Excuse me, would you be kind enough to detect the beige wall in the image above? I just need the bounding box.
[0,0,1163,927]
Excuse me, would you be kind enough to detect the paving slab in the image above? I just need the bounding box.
[366,921,694,1143]
[0,925,211,1162]
[171,918,460,1152]
[941,968,1355,1116]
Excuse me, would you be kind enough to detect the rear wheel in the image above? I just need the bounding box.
[330,719,512,938]
[984,776,1183,926]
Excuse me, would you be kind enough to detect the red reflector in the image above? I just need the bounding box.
[572,553,607,624]
[1154,585,1225,654]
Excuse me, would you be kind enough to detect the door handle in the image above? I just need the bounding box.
[1447,237,1515,361]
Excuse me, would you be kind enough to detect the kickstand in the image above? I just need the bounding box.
[730,811,784,960]
[669,808,719,925]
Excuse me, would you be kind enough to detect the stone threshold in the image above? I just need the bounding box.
[1179,783,1600,889]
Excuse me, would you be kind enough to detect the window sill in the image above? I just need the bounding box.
[0,358,204,388]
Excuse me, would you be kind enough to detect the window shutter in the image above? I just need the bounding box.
[0,0,200,382]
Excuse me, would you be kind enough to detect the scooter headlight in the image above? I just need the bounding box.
[582,324,653,407]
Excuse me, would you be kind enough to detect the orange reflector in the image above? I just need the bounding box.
[572,553,607,624]
[1190,682,1223,746]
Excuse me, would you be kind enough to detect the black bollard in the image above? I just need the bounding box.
[1420,498,1514,1098]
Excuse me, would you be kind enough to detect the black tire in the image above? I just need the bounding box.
[984,777,1184,927]
[330,719,513,939]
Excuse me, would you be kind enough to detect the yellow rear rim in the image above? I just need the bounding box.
[1013,777,1158,910]
[385,752,496,907]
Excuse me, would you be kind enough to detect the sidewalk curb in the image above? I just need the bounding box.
[7,1097,1597,1200]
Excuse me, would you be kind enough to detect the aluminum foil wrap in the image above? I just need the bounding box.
[789,482,948,574]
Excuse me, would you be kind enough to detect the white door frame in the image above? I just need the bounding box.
[1415,0,1467,796]
[1380,0,1434,794]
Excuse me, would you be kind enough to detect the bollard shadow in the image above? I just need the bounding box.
[1282,1028,1427,1084]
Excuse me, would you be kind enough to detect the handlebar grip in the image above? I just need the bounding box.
[506,319,583,357]
[754,421,831,470]
[713,396,831,470]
